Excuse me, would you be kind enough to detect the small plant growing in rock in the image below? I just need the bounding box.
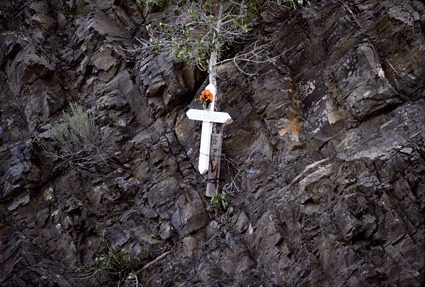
[210,193,228,211]
[71,237,150,285]
[136,0,164,7]
[36,102,114,176]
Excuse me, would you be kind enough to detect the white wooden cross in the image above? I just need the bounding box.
[186,84,232,175]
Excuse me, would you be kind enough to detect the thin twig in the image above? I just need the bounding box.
[288,157,329,186]
[222,148,258,194]
[218,43,296,75]
[385,59,400,77]
[137,250,171,272]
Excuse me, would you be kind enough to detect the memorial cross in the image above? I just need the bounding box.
[186,83,232,175]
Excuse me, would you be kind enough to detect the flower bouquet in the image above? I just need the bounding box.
[199,89,214,110]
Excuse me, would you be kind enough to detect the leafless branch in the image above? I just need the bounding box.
[217,41,296,75]
[222,148,258,194]
[136,250,171,273]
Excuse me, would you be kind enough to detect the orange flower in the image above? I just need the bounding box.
[206,90,213,101]
[200,89,213,101]
[199,89,214,109]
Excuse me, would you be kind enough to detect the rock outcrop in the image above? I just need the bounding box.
[1,0,424,286]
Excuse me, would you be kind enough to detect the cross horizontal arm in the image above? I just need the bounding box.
[186,109,232,124]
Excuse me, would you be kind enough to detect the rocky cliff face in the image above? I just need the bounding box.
[1,0,424,286]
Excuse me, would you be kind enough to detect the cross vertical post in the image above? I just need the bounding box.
[198,83,216,175]
[188,2,227,195]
